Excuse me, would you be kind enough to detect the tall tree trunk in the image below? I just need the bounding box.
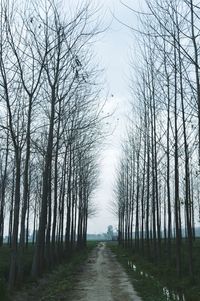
[32,88,56,277]
[8,150,21,289]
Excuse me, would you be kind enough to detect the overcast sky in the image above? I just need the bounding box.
[2,0,143,237]
[84,0,143,234]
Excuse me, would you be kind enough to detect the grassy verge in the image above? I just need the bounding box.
[0,241,97,301]
[108,242,200,301]
[14,241,97,301]
[0,246,34,300]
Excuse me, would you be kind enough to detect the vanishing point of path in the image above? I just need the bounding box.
[68,242,142,301]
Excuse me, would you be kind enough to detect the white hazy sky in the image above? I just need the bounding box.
[2,0,144,237]
[85,0,143,234]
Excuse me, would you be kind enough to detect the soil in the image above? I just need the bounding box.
[68,242,142,301]
[12,242,142,301]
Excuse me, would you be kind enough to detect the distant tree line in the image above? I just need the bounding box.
[116,0,200,279]
[0,0,105,290]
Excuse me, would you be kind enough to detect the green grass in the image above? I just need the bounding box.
[109,241,200,301]
[28,243,96,301]
[7,241,97,301]
[0,245,35,300]
[0,241,97,301]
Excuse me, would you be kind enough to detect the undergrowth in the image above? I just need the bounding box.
[109,241,200,301]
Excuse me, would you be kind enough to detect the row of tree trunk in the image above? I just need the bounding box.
[0,0,104,290]
[116,0,200,279]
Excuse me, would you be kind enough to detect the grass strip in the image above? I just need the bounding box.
[109,243,200,301]
[0,241,97,301]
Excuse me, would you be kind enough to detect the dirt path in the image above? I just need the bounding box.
[13,242,142,301]
[68,242,142,301]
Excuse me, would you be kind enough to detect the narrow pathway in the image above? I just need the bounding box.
[68,242,142,301]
